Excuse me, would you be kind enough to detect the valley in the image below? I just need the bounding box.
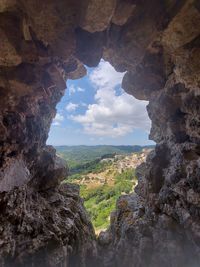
[56,146,152,233]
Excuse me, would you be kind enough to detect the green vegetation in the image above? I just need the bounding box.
[67,160,112,182]
[56,145,148,232]
[55,145,153,169]
[70,168,136,231]
[80,169,136,230]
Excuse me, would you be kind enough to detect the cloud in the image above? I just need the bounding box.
[52,113,64,126]
[70,60,151,137]
[77,86,85,92]
[89,60,124,89]
[68,85,85,95]
[66,102,79,112]
[68,84,76,95]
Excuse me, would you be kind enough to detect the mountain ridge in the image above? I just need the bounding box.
[55,145,155,169]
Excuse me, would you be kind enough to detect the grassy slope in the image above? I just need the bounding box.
[55,145,154,169]
[80,169,136,231]
[56,146,146,232]
[66,162,136,232]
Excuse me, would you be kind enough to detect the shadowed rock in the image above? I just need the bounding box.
[0,0,199,266]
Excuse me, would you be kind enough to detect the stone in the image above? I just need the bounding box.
[112,0,136,26]
[0,29,22,66]
[79,0,116,33]
[0,0,17,13]
[65,59,87,80]
[31,146,68,190]
[122,46,166,100]
[162,0,200,50]
[0,0,200,266]
[75,27,106,67]
[0,158,30,192]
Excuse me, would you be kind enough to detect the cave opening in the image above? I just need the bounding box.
[47,59,154,233]
[0,1,200,266]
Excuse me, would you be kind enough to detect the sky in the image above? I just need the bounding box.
[47,60,155,146]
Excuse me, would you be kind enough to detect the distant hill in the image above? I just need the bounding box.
[55,145,154,169]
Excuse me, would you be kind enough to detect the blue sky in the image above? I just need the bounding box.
[47,60,154,146]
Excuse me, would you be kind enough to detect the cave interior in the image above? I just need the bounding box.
[0,0,200,266]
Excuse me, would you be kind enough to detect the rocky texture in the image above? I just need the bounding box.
[80,0,116,32]
[0,183,96,267]
[0,0,200,266]
[97,1,200,266]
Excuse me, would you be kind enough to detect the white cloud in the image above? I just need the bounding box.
[89,60,124,89]
[77,87,85,92]
[68,85,85,95]
[70,60,151,138]
[52,113,64,126]
[68,84,76,95]
[66,102,79,112]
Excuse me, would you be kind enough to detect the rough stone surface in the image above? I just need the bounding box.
[0,0,200,266]
[80,0,116,33]
[0,183,97,267]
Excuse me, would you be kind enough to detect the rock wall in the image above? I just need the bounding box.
[0,0,199,266]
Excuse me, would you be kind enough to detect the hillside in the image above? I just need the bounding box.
[58,146,152,233]
[55,145,154,170]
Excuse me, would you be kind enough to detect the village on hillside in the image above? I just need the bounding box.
[101,148,152,173]
[76,149,152,187]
